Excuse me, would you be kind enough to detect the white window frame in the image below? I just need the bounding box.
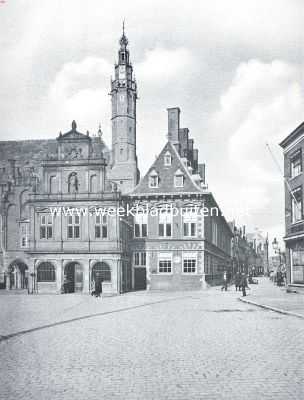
[164,152,172,166]
[158,252,173,274]
[67,214,80,239]
[134,213,148,238]
[40,215,53,240]
[183,252,197,274]
[159,211,172,237]
[290,248,304,284]
[183,210,197,237]
[291,187,302,224]
[291,150,302,178]
[134,251,146,267]
[149,170,159,188]
[95,214,108,239]
[174,174,184,188]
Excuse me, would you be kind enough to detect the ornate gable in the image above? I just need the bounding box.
[57,121,92,160]
[57,120,91,141]
[132,141,203,195]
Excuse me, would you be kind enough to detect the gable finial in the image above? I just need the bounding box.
[72,120,77,131]
[98,123,103,138]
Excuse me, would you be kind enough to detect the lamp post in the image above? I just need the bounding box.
[272,237,283,286]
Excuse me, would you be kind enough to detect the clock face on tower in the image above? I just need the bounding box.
[119,66,126,80]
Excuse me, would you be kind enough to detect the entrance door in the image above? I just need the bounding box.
[64,262,83,293]
[8,261,29,290]
[134,267,147,290]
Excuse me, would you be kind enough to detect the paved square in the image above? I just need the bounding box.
[1,287,303,400]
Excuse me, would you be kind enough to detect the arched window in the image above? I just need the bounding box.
[49,175,57,194]
[68,172,79,193]
[90,174,98,193]
[37,262,56,282]
[91,262,111,282]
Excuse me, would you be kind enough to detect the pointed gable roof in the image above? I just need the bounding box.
[132,141,203,195]
[57,120,91,141]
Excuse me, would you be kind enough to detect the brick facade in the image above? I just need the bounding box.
[280,122,304,292]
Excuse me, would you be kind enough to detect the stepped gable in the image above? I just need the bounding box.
[132,141,203,195]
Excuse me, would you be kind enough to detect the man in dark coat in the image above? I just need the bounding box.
[95,279,102,298]
[235,272,241,291]
[240,273,248,297]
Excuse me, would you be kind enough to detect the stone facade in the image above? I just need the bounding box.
[0,30,232,294]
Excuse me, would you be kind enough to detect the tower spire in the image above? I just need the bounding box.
[109,29,139,193]
[119,19,128,48]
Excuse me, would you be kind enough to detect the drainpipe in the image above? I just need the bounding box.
[0,213,8,289]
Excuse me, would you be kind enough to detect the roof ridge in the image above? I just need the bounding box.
[168,142,203,192]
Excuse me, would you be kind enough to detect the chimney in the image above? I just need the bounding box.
[198,163,205,183]
[193,149,198,173]
[178,128,189,158]
[167,108,180,151]
[188,139,194,167]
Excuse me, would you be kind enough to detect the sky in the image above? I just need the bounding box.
[0,0,303,251]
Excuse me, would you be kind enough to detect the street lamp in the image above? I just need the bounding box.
[272,237,283,286]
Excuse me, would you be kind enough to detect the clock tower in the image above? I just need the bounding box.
[109,26,139,193]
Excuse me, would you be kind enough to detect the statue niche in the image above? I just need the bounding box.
[68,172,79,193]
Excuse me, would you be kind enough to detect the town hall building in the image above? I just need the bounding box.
[0,29,233,294]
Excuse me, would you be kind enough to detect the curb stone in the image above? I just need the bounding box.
[238,297,304,320]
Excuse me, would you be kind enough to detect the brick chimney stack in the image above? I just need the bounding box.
[167,107,180,152]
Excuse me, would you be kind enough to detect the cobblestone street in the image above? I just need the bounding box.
[1,283,303,400]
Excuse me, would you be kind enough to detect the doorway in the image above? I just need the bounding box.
[8,261,29,290]
[134,267,147,290]
[64,262,83,293]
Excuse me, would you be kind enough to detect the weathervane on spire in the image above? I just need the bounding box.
[120,19,128,47]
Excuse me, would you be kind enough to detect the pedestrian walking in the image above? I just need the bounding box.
[221,271,228,291]
[235,272,241,291]
[94,278,102,298]
[240,273,248,297]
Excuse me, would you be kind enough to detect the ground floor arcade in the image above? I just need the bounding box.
[2,254,132,295]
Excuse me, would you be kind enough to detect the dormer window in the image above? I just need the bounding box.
[149,170,159,188]
[174,169,184,187]
[164,151,172,166]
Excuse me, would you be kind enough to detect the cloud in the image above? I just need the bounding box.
[137,47,195,85]
[33,57,112,139]
[207,59,304,235]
